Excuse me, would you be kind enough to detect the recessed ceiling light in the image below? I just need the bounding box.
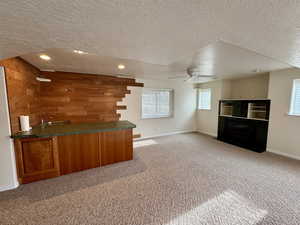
[118,64,125,70]
[73,50,87,54]
[39,54,51,61]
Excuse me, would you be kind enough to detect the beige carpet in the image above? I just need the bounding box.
[1,133,300,225]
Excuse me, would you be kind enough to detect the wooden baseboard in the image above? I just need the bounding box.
[133,134,141,139]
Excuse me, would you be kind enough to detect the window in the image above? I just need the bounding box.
[198,88,211,110]
[289,79,300,115]
[142,88,173,119]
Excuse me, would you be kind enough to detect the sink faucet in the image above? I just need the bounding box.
[41,119,53,127]
[41,119,49,128]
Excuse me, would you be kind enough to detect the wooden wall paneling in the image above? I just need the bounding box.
[57,133,100,175]
[133,134,141,139]
[14,137,60,184]
[38,71,143,124]
[0,57,41,133]
[99,129,133,166]
[116,105,127,110]
[0,57,144,133]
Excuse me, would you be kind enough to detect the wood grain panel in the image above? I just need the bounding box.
[133,134,141,139]
[14,137,60,184]
[0,57,41,133]
[22,140,55,173]
[57,133,100,175]
[100,129,133,166]
[38,71,143,124]
[0,57,143,133]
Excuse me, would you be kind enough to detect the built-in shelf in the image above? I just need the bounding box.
[219,99,270,121]
[220,102,233,116]
[220,99,270,101]
[220,115,269,122]
[218,99,270,153]
[247,102,268,120]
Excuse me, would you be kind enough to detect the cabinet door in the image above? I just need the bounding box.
[253,121,269,152]
[57,133,100,175]
[15,137,60,184]
[99,129,133,166]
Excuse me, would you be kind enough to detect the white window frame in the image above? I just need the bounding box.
[198,88,211,110]
[289,79,300,116]
[141,88,174,119]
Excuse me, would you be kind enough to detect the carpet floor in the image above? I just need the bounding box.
[1,133,300,225]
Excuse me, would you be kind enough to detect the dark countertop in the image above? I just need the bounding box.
[11,120,136,139]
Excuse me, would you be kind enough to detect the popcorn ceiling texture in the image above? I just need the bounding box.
[1,133,300,224]
[0,0,300,68]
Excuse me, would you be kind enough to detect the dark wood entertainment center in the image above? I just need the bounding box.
[217,99,271,153]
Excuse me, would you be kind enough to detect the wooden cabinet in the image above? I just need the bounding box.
[14,128,134,183]
[14,137,60,184]
[100,129,133,166]
[57,133,100,175]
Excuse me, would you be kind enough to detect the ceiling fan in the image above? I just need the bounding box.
[169,66,217,82]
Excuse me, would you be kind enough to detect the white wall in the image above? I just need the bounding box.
[120,79,197,138]
[267,68,300,159]
[0,67,18,191]
[230,73,269,99]
[196,80,226,137]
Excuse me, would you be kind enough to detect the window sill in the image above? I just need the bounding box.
[287,113,300,117]
[141,115,172,120]
[198,109,212,111]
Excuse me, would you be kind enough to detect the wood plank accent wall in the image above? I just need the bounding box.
[39,71,143,123]
[0,57,143,133]
[0,57,41,133]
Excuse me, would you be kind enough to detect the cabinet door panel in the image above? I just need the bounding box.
[22,139,55,173]
[57,133,100,175]
[254,121,269,152]
[100,129,133,166]
[15,137,60,184]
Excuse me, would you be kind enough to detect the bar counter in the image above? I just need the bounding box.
[12,120,135,184]
[11,120,136,139]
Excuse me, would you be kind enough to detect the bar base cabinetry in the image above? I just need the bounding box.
[57,133,101,175]
[14,128,133,184]
[100,130,133,166]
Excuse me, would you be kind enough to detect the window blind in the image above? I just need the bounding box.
[198,88,211,110]
[142,89,173,119]
[290,79,300,115]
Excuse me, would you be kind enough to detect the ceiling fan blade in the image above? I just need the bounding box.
[197,75,218,79]
[168,75,188,79]
[184,76,193,82]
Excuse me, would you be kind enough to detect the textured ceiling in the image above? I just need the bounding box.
[21,42,290,80]
[0,0,298,79]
